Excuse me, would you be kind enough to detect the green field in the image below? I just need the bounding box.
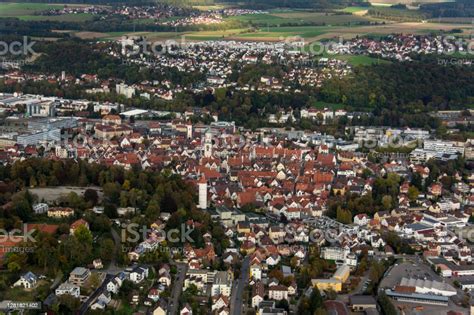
[312,101,346,110]
[234,26,336,40]
[341,6,371,13]
[0,2,60,16]
[0,2,96,21]
[227,11,372,27]
[0,2,86,16]
[332,54,390,66]
[183,28,251,40]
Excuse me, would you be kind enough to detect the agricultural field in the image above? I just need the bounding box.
[182,28,251,40]
[330,54,390,66]
[369,0,454,4]
[229,26,337,40]
[193,4,228,11]
[226,11,375,27]
[429,17,474,24]
[77,19,472,44]
[341,6,371,14]
[74,31,184,41]
[305,21,473,41]
[0,2,95,21]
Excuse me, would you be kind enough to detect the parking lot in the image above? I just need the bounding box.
[379,260,442,290]
[29,186,103,203]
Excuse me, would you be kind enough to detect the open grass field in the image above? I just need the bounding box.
[369,0,454,4]
[183,28,251,40]
[193,4,227,11]
[341,6,371,13]
[73,19,472,43]
[229,26,337,40]
[227,11,374,27]
[0,2,62,16]
[305,22,474,41]
[271,11,373,24]
[312,101,345,110]
[0,2,98,21]
[0,2,90,16]
[429,17,474,24]
[332,54,390,66]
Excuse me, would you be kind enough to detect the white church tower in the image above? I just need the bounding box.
[203,129,212,158]
[186,122,193,139]
[198,176,207,209]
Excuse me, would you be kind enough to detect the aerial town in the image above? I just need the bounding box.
[0,0,474,314]
[0,90,473,314]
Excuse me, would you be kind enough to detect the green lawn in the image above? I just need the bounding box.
[227,11,371,27]
[0,2,58,16]
[341,6,371,13]
[0,2,98,21]
[184,28,250,40]
[332,55,390,66]
[0,2,91,17]
[236,26,336,39]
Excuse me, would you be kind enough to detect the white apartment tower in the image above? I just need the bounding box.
[203,129,213,158]
[186,123,193,139]
[198,176,207,209]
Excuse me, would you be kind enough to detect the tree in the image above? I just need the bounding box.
[58,294,80,312]
[314,308,327,315]
[84,189,99,206]
[103,182,121,205]
[378,291,397,315]
[74,225,93,244]
[89,273,100,289]
[407,186,420,201]
[336,207,352,224]
[381,195,393,211]
[98,238,115,262]
[309,287,323,312]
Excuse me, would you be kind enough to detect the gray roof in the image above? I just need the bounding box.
[349,295,377,305]
[385,289,449,302]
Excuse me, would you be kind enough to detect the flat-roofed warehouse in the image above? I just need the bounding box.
[349,295,377,311]
[397,277,457,297]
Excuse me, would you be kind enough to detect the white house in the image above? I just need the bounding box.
[129,265,149,284]
[106,279,120,294]
[158,271,171,287]
[354,214,368,226]
[180,303,193,315]
[268,285,289,301]
[13,272,38,289]
[55,282,80,298]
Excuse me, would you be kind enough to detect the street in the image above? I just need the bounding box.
[230,256,250,315]
[78,273,113,315]
[168,263,188,315]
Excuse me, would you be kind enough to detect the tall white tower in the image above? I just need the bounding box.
[198,176,207,209]
[186,122,193,139]
[203,129,212,158]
